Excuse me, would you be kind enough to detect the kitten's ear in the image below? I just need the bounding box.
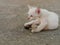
[27,5,33,9]
[36,8,40,14]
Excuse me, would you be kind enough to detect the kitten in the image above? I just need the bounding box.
[24,5,59,32]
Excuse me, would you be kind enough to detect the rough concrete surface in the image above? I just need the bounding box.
[0,0,60,45]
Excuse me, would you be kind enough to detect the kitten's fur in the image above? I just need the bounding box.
[24,5,59,32]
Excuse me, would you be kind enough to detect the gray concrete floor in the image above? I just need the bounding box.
[0,0,60,45]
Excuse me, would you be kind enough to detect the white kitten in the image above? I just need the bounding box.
[24,5,59,32]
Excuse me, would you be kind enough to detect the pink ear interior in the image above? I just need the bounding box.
[36,8,40,14]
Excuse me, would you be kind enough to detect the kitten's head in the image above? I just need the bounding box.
[27,5,40,20]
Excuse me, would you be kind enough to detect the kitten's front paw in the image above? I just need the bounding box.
[24,23,32,29]
[31,30,35,33]
[24,23,28,27]
[31,30,37,33]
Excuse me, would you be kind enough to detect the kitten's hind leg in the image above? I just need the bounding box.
[31,19,47,32]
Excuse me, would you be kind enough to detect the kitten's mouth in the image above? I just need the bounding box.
[28,18,33,20]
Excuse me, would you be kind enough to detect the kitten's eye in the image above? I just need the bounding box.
[30,15,33,17]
